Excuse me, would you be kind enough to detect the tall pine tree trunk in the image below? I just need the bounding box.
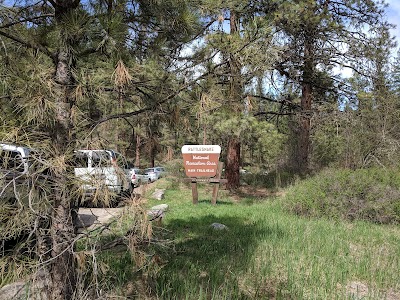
[298,37,314,174]
[49,2,79,299]
[135,134,141,168]
[50,49,77,300]
[226,138,241,190]
[225,9,242,190]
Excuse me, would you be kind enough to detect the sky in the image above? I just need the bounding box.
[386,0,400,53]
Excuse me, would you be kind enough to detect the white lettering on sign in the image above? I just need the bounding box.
[196,169,214,172]
[182,145,221,154]
[186,161,206,166]
[193,155,209,160]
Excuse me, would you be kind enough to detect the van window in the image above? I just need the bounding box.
[92,151,111,168]
[0,150,25,173]
[72,152,89,168]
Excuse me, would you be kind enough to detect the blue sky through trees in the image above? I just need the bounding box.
[386,0,400,51]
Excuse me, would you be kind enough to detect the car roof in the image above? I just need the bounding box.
[75,149,116,157]
[0,143,31,157]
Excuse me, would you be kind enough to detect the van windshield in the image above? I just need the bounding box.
[72,152,89,168]
[0,150,25,173]
[92,151,112,168]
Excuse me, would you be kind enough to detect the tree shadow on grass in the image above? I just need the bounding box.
[153,214,287,299]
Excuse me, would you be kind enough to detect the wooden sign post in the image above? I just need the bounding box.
[181,145,226,205]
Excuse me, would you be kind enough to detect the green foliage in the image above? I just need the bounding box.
[205,114,286,168]
[283,167,400,224]
[311,109,346,168]
[241,169,296,189]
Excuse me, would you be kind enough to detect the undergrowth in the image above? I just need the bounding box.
[283,167,400,224]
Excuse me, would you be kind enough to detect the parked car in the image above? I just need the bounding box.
[0,143,45,200]
[0,143,47,253]
[73,149,132,198]
[130,168,152,186]
[0,143,31,177]
[155,166,166,177]
[144,166,166,181]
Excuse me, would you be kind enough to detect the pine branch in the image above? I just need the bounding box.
[0,30,55,61]
[89,72,211,129]
[254,111,294,117]
[0,14,54,29]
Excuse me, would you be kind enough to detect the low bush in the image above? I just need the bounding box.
[283,167,400,224]
[241,170,297,189]
[162,159,185,178]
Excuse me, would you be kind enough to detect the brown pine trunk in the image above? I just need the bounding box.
[226,138,241,190]
[135,134,141,168]
[150,137,156,167]
[49,2,79,299]
[50,50,77,300]
[225,10,242,190]
[299,84,311,173]
[298,37,314,174]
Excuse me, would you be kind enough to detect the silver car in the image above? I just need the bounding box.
[143,168,160,182]
[130,168,151,186]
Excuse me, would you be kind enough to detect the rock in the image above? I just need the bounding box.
[152,189,165,200]
[0,281,26,300]
[150,204,168,212]
[147,204,168,223]
[210,223,228,230]
[147,209,164,221]
[75,213,98,228]
[0,270,51,300]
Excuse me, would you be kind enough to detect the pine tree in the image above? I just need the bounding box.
[273,0,392,173]
[0,1,201,298]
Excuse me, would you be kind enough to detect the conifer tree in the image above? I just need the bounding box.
[0,1,200,298]
[273,0,392,173]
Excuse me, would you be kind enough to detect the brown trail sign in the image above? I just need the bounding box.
[181,145,226,205]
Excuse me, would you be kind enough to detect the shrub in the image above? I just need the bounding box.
[162,159,185,178]
[241,170,297,189]
[283,168,400,224]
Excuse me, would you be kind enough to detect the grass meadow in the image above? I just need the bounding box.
[100,178,400,299]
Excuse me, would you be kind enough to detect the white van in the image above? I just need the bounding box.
[73,149,132,197]
[0,143,31,178]
[0,143,34,202]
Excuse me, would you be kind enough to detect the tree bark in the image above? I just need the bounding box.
[225,9,242,190]
[135,134,141,167]
[226,137,241,190]
[49,2,80,299]
[298,37,314,174]
[50,51,78,300]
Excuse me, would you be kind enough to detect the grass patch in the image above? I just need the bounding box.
[143,180,400,299]
[16,173,396,298]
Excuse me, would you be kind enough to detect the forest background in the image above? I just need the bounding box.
[1,0,400,299]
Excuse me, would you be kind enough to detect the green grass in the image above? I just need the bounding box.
[142,179,400,299]
[5,171,398,298]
